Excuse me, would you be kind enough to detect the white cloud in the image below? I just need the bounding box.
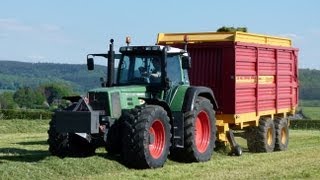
[278,33,303,40]
[0,18,33,32]
[40,24,62,32]
[0,18,71,44]
[28,55,46,60]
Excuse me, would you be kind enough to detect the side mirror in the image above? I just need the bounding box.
[87,57,94,70]
[182,56,191,69]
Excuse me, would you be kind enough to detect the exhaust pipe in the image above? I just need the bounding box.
[107,39,115,87]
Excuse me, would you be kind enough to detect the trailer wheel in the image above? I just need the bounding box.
[173,97,216,162]
[274,117,289,151]
[121,105,171,169]
[48,115,95,157]
[245,126,258,152]
[257,118,276,152]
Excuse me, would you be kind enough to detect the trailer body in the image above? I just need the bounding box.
[157,31,298,142]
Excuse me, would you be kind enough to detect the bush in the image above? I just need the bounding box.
[0,109,52,120]
[290,120,320,130]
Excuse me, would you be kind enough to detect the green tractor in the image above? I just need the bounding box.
[48,39,218,168]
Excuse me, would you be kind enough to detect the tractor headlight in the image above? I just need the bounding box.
[139,99,145,105]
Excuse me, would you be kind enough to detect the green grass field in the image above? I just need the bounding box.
[0,120,320,179]
[299,100,320,120]
[301,107,320,120]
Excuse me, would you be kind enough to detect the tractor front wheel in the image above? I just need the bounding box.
[121,105,171,169]
[47,115,95,157]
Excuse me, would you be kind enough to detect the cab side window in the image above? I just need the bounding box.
[166,54,183,86]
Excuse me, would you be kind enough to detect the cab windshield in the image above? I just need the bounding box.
[118,54,162,85]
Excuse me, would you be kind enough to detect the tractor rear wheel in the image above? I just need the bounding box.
[48,115,95,157]
[274,117,289,151]
[246,117,275,153]
[121,105,171,169]
[172,97,216,162]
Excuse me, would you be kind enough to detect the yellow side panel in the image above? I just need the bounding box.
[234,31,292,47]
[157,31,292,47]
[157,32,235,44]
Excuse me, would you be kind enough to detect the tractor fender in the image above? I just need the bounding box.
[182,86,218,112]
[139,98,173,121]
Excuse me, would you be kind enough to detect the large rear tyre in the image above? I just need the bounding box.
[246,117,275,153]
[122,105,171,169]
[172,97,216,162]
[274,117,289,151]
[47,115,95,157]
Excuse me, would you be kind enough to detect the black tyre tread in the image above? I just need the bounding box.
[122,105,171,169]
[274,117,289,151]
[246,117,275,153]
[245,126,258,152]
[171,97,216,162]
[47,115,95,157]
[105,118,123,154]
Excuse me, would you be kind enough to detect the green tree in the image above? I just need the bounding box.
[13,87,45,109]
[40,83,74,105]
[0,92,17,109]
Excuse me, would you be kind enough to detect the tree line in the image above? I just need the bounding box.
[0,83,74,109]
[0,61,107,93]
[299,69,320,100]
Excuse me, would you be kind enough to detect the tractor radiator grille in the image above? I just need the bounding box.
[88,92,109,114]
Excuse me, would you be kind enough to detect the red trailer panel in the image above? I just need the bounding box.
[158,32,298,125]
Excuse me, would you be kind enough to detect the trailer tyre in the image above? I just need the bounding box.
[245,127,258,152]
[247,117,275,153]
[173,97,216,162]
[274,117,289,151]
[47,115,95,157]
[122,105,171,169]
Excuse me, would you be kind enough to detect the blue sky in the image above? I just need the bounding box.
[0,0,319,68]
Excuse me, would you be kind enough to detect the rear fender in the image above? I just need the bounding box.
[182,86,218,112]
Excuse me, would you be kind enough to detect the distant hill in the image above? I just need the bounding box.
[0,60,319,100]
[0,60,107,93]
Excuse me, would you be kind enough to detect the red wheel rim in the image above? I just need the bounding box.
[149,119,165,159]
[195,110,211,153]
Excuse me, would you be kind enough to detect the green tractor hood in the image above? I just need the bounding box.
[88,85,147,119]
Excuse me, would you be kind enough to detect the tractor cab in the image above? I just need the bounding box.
[86,39,191,101]
[117,45,191,89]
